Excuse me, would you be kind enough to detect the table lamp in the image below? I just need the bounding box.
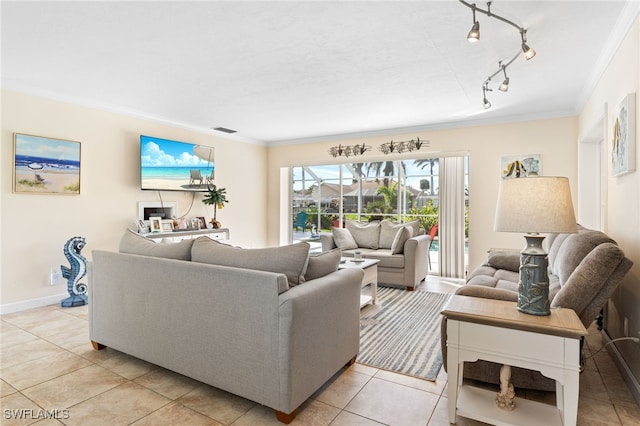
[494,176,577,315]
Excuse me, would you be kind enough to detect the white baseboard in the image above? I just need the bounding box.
[602,329,640,406]
[0,293,68,315]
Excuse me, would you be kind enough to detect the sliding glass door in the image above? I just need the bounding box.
[290,156,468,277]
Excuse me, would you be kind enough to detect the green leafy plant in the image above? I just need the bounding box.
[202,184,229,227]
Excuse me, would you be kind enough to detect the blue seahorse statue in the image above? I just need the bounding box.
[61,236,88,307]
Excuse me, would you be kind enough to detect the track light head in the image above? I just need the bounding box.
[520,29,536,60]
[467,5,480,42]
[483,97,492,109]
[468,21,480,42]
[499,77,510,92]
[522,42,536,60]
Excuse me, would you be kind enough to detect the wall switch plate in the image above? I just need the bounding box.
[49,267,62,286]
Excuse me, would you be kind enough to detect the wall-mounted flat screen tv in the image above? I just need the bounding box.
[140,135,214,192]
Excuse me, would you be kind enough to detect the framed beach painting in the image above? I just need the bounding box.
[611,93,636,176]
[13,133,81,194]
[500,154,541,179]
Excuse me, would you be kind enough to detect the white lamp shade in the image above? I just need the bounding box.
[494,177,578,234]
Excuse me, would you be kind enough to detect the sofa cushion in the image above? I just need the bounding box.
[362,250,405,268]
[191,237,310,290]
[391,226,411,255]
[119,229,193,260]
[304,248,341,281]
[346,220,381,249]
[332,227,358,250]
[379,221,406,249]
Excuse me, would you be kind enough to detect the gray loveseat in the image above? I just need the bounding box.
[320,219,430,290]
[90,231,364,423]
[442,225,633,390]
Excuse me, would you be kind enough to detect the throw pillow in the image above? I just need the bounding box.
[304,248,342,281]
[119,229,193,261]
[191,237,310,288]
[332,227,358,250]
[346,220,381,249]
[379,220,408,249]
[487,250,521,272]
[403,219,422,237]
[391,226,411,254]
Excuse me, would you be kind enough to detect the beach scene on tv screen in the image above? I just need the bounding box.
[141,136,214,191]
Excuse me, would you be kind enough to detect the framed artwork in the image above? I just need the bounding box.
[149,216,162,233]
[13,133,81,194]
[161,220,174,232]
[611,93,636,176]
[500,154,541,179]
[190,218,201,230]
[197,216,207,229]
[135,219,149,233]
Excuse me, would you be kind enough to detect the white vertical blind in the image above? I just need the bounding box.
[439,156,466,278]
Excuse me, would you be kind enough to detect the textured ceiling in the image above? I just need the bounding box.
[1,1,636,145]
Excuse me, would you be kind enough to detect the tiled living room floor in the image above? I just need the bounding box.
[1,277,639,425]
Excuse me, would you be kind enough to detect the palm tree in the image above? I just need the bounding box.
[202,184,229,228]
[414,158,439,195]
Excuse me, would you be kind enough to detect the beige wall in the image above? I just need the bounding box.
[1,90,268,311]
[266,116,579,272]
[579,17,640,387]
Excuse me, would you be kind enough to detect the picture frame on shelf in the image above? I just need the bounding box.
[161,220,174,232]
[191,217,201,230]
[197,216,207,229]
[135,219,149,234]
[176,217,188,230]
[149,216,162,233]
[13,133,81,195]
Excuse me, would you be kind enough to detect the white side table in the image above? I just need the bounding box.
[338,258,379,308]
[442,295,587,426]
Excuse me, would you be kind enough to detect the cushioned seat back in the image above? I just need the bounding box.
[550,228,616,286]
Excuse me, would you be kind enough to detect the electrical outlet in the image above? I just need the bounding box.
[49,267,62,286]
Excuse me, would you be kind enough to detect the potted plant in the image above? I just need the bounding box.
[202,184,229,229]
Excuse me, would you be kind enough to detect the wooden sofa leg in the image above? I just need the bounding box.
[91,340,106,350]
[407,286,415,291]
[345,356,357,367]
[275,409,298,424]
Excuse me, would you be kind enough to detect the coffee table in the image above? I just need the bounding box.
[338,257,379,308]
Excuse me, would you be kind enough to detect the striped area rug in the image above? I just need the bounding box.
[358,287,451,381]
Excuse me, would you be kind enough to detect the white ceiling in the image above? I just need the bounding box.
[1,1,637,145]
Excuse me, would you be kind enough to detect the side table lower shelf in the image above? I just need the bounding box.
[457,385,562,426]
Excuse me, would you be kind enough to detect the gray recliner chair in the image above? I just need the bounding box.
[441,225,633,390]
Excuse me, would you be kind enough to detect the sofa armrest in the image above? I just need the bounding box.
[402,234,430,288]
[455,285,519,302]
[277,267,363,412]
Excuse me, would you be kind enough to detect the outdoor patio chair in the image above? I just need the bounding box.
[189,169,203,185]
[427,223,438,269]
[294,211,311,232]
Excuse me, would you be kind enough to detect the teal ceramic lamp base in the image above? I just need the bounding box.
[517,234,551,316]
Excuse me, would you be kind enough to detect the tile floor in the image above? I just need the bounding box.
[1,277,639,425]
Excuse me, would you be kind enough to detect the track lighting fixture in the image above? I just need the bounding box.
[328,143,371,158]
[378,137,429,155]
[467,5,480,42]
[459,0,535,107]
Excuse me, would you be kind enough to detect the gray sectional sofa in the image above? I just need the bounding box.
[442,225,633,390]
[89,231,364,424]
[320,219,431,290]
